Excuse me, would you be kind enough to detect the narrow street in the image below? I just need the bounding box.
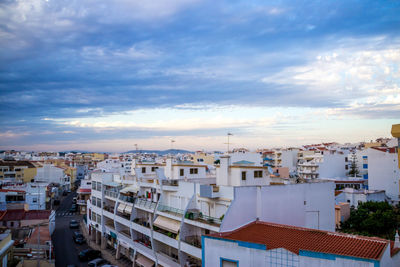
[52,192,89,267]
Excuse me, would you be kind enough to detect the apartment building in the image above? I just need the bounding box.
[85,155,334,267]
[0,160,37,183]
[297,149,349,180]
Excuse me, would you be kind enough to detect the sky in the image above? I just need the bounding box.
[0,0,399,152]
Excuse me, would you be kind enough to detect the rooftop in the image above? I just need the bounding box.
[209,220,391,261]
[1,209,52,221]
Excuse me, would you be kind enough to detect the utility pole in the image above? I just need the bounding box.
[171,139,175,150]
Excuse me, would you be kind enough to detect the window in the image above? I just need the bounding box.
[92,181,96,190]
[142,167,146,173]
[180,169,184,176]
[10,222,14,227]
[254,170,263,178]
[241,171,246,180]
[151,167,158,172]
[345,165,348,170]
[345,157,348,162]
[221,258,238,267]
[33,198,37,203]
[190,168,198,174]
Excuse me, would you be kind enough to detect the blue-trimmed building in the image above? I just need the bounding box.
[202,220,400,267]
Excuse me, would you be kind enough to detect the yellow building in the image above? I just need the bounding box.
[0,161,37,183]
[0,230,13,266]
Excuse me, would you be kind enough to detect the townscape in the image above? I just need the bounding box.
[0,124,399,267]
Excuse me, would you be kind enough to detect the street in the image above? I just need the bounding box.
[52,192,89,267]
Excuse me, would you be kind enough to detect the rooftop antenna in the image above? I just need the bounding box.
[134,144,138,153]
[224,133,233,153]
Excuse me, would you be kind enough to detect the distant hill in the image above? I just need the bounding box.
[125,149,192,155]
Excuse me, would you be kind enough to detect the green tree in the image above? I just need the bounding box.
[348,152,359,177]
[340,201,397,240]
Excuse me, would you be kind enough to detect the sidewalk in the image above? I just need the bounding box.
[80,222,132,267]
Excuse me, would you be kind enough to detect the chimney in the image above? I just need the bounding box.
[217,155,230,186]
[165,156,173,179]
[395,231,400,248]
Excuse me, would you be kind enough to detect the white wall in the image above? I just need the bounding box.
[221,182,335,232]
[367,148,400,201]
[318,153,348,178]
[229,152,263,166]
[35,164,65,184]
[280,149,299,173]
[204,237,381,267]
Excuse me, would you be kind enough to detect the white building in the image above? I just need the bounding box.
[85,155,335,267]
[297,150,349,180]
[335,188,388,209]
[35,164,69,190]
[367,147,400,203]
[203,220,400,267]
[0,182,47,210]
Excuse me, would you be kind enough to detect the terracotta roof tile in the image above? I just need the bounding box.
[210,221,389,261]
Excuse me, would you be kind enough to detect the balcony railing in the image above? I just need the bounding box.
[133,218,150,228]
[104,205,115,213]
[157,204,185,217]
[105,190,118,199]
[161,180,179,186]
[184,210,222,225]
[119,194,135,204]
[184,235,202,248]
[135,198,157,210]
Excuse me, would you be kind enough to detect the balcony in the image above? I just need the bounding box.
[134,198,157,212]
[157,204,185,217]
[161,180,179,191]
[133,218,150,229]
[119,194,135,204]
[105,221,115,230]
[199,184,220,198]
[184,235,201,248]
[104,205,115,213]
[104,190,118,199]
[184,209,222,226]
[156,251,180,267]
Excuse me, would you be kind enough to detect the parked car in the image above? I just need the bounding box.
[72,232,85,244]
[69,219,79,229]
[87,258,110,267]
[78,249,101,261]
[70,204,77,212]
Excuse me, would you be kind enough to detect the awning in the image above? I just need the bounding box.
[117,203,126,213]
[120,185,139,194]
[124,204,133,214]
[135,254,154,267]
[153,215,181,234]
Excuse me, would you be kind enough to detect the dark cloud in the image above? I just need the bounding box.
[0,0,399,147]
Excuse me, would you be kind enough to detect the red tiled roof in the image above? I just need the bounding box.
[1,209,51,221]
[210,221,389,260]
[24,210,51,220]
[371,147,396,153]
[1,209,25,221]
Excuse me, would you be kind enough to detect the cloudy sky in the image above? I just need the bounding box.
[0,0,399,152]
